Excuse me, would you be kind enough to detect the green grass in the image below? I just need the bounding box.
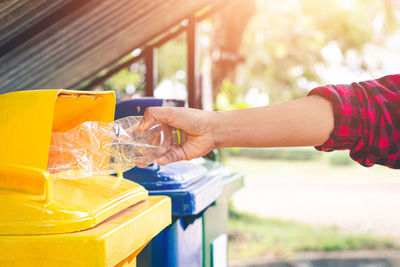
[225,147,355,167]
[226,147,322,161]
[228,208,397,259]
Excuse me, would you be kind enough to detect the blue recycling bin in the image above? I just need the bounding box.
[115,98,244,267]
[132,159,224,267]
[131,159,243,267]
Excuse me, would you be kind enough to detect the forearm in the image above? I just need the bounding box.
[211,95,334,148]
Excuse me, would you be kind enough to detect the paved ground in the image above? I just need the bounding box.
[226,156,400,239]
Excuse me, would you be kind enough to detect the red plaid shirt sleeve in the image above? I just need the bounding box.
[308,74,400,169]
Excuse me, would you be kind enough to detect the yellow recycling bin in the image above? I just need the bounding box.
[0,90,171,266]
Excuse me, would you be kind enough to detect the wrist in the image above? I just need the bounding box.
[208,111,228,149]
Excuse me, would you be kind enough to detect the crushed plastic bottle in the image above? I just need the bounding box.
[47,116,185,179]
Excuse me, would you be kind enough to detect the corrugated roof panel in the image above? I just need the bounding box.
[0,0,47,36]
[0,0,227,94]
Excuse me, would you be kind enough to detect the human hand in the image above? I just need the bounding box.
[139,107,216,165]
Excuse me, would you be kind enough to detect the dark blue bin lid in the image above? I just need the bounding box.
[115,98,164,117]
[123,160,208,190]
[122,158,224,216]
[115,98,185,118]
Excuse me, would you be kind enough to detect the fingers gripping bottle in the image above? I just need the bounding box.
[47,116,185,178]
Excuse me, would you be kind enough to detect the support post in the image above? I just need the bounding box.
[187,16,202,109]
[145,46,157,96]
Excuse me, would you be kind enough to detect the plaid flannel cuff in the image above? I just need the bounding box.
[308,84,363,153]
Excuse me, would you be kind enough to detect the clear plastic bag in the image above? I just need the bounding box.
[47,116,184,179]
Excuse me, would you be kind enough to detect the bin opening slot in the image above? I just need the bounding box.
[52,92,109,133]
[47,91,116,175]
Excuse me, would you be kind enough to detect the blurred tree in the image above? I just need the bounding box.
[235,0,400,104]
[215,79,251,110]
[104,69,142,93]
[210,0,256,100]
[157,35,187,84]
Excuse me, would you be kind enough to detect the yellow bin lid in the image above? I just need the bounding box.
[0,90,148,235]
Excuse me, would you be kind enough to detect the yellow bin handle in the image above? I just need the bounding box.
[0,161,53,203]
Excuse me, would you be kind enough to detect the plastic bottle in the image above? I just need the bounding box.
[47,116,185,178]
